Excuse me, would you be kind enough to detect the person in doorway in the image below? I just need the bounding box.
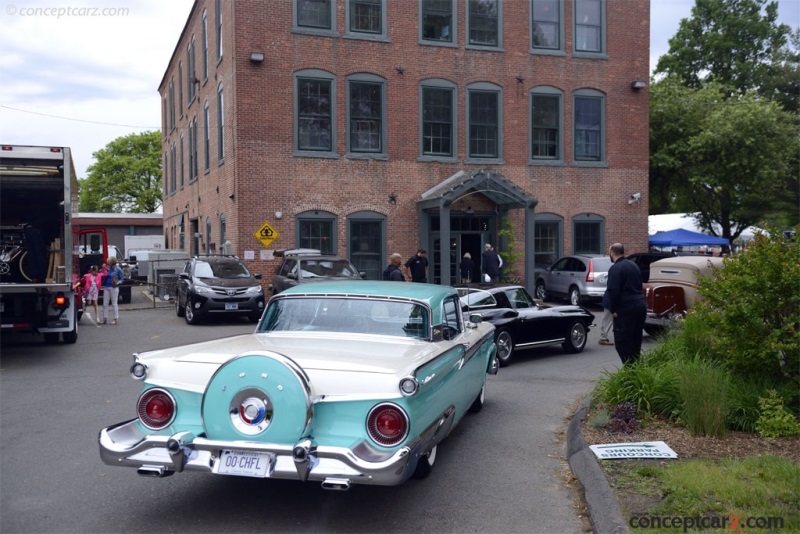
[598,289,614,346]
[460,252,475,284]
[404,249,429,283]
[75,265,102,321]
[101,257,125,325]
[382,253,406,282]
[481,243,501,283]
[606,243,647,365]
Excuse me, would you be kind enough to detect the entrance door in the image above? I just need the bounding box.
[434,233,485,285]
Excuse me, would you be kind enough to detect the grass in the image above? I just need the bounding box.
[610,456,799,533]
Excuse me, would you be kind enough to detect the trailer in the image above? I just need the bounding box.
[0,145,109,343]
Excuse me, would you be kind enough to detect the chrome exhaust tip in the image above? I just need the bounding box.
[321,477,351,491]
[136,466,173,478]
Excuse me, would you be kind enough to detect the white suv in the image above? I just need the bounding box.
[534,254,612,305]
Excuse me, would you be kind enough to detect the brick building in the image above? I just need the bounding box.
[159,0,650,290]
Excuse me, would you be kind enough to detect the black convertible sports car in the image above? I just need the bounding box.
[457,285,595,366]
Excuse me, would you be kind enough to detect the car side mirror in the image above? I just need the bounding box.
[503,310,519,318]
[179,273,190,280]
[468,313,483,324]
[287,272,297,280]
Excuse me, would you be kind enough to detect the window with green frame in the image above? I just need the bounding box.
[531,0,561,50]
[298,212,336,254]
[573,215,604,254]
[422,85,454,157]
[421,0,454,43]
[348,212,385,280]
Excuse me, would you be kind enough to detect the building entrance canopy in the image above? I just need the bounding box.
[417,169,538,289]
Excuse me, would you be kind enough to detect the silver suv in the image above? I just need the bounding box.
[534,254,612,305]
[270,249,364,295]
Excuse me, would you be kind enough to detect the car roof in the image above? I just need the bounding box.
[628,252,674,258]
[276,280,455,304]
[275,248,325,257]
[650,256,725,270]
[193,255,244,264]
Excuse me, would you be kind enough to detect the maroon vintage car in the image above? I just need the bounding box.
[642,256,724,335]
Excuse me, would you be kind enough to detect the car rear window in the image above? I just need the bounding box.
[259,297,429,339]
[195,260,251,279]
[300,259,360,278]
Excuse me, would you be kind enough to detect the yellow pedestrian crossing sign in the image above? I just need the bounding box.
[254,221,280,248]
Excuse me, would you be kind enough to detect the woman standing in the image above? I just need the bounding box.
[101,257,124,325]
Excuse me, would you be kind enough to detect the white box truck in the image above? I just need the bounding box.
[124,235,164,259]
[0,145,111,343]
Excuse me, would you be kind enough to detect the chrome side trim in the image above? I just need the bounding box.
[514,338,566,349]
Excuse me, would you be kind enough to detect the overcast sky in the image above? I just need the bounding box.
[0,0,797,179]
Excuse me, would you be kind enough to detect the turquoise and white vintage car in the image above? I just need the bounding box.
[99,281,498,489]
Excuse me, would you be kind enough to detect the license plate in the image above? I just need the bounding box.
[216,449,274,478]
[225,303,238,310]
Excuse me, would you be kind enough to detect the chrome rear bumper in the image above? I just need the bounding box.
[99,410,453,488]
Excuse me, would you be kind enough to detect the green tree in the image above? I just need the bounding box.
[79,131,162,213]
[648,79,719,215]
[654,0,791,95]
[649,81,799,240]
[759,28,800,114]
[683,92,799,240]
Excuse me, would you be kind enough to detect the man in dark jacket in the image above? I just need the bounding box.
[404,249,429,283]
[481,244,501,283]
[606,242,647,364]
[382,253,406,282]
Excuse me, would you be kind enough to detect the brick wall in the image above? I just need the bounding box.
[160,0,650,283]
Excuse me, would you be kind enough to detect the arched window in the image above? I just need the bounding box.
[347,211,386,280]
[297,210,337,254]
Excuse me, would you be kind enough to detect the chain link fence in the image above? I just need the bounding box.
[119,255,190,311]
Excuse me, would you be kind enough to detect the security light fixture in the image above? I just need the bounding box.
[249,52,265,63]
[630,80,647,90]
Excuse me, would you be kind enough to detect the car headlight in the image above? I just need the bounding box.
[194,285,214,294]
[245,285,264,295]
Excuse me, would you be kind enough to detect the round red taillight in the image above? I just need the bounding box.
[367,403,409,446]
[137,388,176,430]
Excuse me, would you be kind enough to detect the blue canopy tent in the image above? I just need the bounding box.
[649,228,729,247]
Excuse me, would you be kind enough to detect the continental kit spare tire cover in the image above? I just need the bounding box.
[202,352,313,442]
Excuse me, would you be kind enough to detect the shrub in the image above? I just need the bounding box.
[727,374,787,433]
[756,390,800,438]
[595,360,681,419]
[692,228,800,387]
[608,402,639,433]
[677,357,730,438]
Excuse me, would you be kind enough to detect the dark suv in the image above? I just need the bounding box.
[626,251,677,283]
[270,249,364,295]
[175,255,265,325]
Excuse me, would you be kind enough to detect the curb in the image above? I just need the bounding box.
[568,396,629,534]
